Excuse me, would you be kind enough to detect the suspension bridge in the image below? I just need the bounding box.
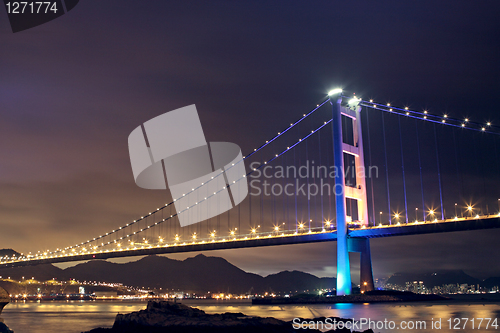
[2,90,499,296]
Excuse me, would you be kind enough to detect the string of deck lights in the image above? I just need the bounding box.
[9,212,500,264]
[360,99,498,135]
[39,99,331,258]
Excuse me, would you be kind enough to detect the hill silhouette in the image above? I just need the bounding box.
[387,270,481,288]
[0,253,335,294]
[0,249,20,258]
[3,250,495,294]
[482,277,500,289]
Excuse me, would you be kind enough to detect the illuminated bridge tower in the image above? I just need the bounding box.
[329,90,374,295]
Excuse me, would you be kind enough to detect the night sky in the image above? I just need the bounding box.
[1,1,500,283]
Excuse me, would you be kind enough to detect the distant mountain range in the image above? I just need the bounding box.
[1,248,499,293]
[0,250,335,294]
[0,249,20,258]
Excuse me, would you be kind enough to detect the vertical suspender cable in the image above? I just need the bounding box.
[415,120,426,222]
[364,106,376,226]
[381,112,392,224]
[398,116,409,223]
[312,135,317,228]
[474,133,487,214]
[270,141,278,225]
[249,168,252,230]
[306,124,311,230]
[313,135,318,229]
[452,130,463,203]
[260,153,264,230]
[495,136,500,213]
[294,146,298,231]
[494,136,500,205]
[319,130,324,225]
[284,147,288,232]
[325,120,333,223]
[433,124,444,220]
[481,133,488,213]
[197,190,200,239]
[495,135,500,171]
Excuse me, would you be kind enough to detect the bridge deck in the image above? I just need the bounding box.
[350,215,500,238]
[2,215,499,268]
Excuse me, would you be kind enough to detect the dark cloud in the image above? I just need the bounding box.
[0,173,168,251]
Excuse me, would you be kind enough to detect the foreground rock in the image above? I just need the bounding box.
[0,286,13,333]
[0,322,13,333]
[84,301,373,333]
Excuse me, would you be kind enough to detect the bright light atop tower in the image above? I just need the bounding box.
[348,96,361,109]
[328,88,343,96]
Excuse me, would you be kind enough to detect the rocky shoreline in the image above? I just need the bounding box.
[84,301,374,333]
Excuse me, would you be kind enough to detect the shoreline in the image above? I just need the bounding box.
[4,292,499,304]
[252,291,450,305]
